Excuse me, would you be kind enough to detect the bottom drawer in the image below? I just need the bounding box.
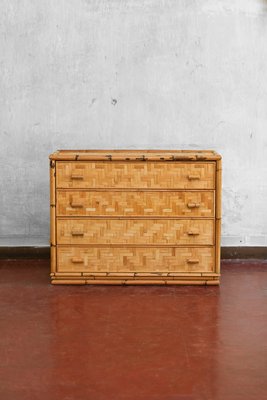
[57,246,214,273]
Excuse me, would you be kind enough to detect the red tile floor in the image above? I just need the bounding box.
[0,259,267,400]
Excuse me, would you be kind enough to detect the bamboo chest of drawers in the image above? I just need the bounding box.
[49,150,222,285]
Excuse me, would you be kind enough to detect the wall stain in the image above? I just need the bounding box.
[89,98,97,107]
[111,98,117,106]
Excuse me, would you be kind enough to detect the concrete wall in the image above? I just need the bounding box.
[1,0,267,247]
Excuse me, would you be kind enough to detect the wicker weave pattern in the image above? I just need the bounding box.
[50,150,222,285]
[57,219,214,245]
[57,246,214,273]
[57,162,215,189]
[57,191,214,217]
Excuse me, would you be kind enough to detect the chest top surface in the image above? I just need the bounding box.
[49,149,221,161]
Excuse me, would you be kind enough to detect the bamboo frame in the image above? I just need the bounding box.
[49,150,222,285]
[51,278,219,285]
[215,158,222,274]
[51,272,219,279]
[52,279,86,285]
[49,150,221,162]
[50,160,56,273]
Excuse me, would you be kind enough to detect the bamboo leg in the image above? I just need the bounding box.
[50,160,56,274]
[215,158,222,275]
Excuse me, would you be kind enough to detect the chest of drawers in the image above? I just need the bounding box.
[49,150,222,285]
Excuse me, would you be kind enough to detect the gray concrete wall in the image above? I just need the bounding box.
[1,0,267,246]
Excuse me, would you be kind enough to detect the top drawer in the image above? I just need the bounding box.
[56,162,215,189]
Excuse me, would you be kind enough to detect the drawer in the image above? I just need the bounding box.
[57,246,214,273]
[57,219,214,245]
[56,162,215,189]
[57,191,214,218]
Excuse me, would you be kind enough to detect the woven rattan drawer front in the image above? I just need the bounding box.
[57,246,214,273]
[57,219,214,245]
[57,191,214,218]
[56,162,215,189]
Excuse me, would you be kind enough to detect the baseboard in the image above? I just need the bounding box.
[221,247,267,259]
[0,246,267,260]
[0,247,50,259]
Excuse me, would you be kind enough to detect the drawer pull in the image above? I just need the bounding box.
[71,174,84,180]
[187,259,199,264]
[187,174,200,180]
[187,230,200,236]
[70,202,84,208]
[187,202,200,209]
[71,257,84,264]
[71,231,84,236]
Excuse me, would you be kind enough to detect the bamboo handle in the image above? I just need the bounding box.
[187,259,199,264]
[70,202,84,208]
[71,231,84,236]
[187,230,200,236]
[187,202,200,209]
[71,257,84,264]
[187,174,200,180]
[71,174,84,180]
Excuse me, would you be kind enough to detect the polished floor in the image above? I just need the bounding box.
[0,259,267,400]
